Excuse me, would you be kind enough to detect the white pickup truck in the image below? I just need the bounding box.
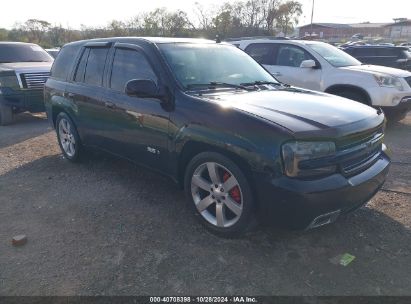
[230,38,411,121]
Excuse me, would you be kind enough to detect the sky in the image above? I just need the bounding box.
[1,0,410,29]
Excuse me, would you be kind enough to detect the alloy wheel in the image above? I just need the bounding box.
[58,118,76,157]
[191,162,243,228]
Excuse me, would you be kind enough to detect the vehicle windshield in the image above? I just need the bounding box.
[0,44,53,63]
[158,43,278,89]
[307,42,361,67]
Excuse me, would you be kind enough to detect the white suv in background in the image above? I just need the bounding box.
[230,38,411,121]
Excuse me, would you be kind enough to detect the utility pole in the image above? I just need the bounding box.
[310,0,315,37]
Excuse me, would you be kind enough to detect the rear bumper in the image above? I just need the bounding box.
[254,152,390,230]
[0,88,45,113]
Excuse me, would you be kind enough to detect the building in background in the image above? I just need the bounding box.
[385,19,411,40]
[297,22,388,41]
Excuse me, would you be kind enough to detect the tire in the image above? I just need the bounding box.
[55,112,83,162]
[184,152,255,238]
[0,103,13,126]
[332,90,369,105]
[384,109,407,123]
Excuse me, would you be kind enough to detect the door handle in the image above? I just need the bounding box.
[104,101,116,109]
[272,72,282,77]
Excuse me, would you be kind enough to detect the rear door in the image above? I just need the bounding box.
[65,42,111,147]
[375,48,401,68]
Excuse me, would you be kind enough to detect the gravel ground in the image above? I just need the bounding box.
[0,112,410,296]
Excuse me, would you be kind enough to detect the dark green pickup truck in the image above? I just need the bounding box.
[0,42,53,125]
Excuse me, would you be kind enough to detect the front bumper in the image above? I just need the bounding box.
[368,85,411,109]
[382,97,411,117]
[254,152,390,230]
[0,87,45,113]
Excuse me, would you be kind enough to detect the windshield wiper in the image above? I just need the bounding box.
[186,82,249,91]
[240,81,282,86]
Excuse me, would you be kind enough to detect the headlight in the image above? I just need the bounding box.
[0,75,19,89]
[373,74,403,91]
[281,141,337,178]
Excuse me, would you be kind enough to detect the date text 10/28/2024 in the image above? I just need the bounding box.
[150,297,258,303]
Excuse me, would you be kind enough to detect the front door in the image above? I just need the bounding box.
[264,44,322,91]
[100,44,171,171]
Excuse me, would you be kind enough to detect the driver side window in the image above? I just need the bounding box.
[110,48,158,92]
[275,45,311,67]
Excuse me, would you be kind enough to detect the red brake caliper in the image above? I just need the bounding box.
[223,171,241,204]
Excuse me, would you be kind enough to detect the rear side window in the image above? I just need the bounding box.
[354,48,377,57]
[51,44,80,80]
[110,48,157,92]
[245,43,276,65]
[84,47,109,86]
[376,48,399,57]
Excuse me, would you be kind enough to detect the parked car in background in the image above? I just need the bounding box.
[45,37,390,237]
[230,38,411,121]
[46,48,60,58]
[0,42,53,125]
[342,45,411,71]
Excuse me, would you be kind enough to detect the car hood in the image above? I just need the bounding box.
[341,64,411,77]
[0,62,52,73]
[198,88,383,136]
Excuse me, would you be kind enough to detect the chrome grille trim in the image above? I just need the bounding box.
[20,72,50,90]
[339,132,384,176]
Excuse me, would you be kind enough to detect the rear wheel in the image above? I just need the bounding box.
[56,112,83,162]
[184,152,255,237]
[0,104,13,126]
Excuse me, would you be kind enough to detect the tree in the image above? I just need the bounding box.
[20,19,51,44]
[276,0,302,35]
[0,28,8,41]
[3,0,303,46]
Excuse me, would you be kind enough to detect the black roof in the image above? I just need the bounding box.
[65,37,220,48]
[343,45,409,50]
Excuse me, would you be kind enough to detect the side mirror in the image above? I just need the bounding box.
[125,79,160,98]
[300,59,317,69]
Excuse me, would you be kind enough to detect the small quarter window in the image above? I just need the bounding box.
[51,44,80,81]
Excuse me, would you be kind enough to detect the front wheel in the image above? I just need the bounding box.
[383,108,407,123]
[56,112,83,162]
[184,152,255,237]
[332,90,369,105]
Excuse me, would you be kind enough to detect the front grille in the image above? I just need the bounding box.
[405,76,411,88]
[336,125,383,150]
[338,132,384,177]
[20,72,50,90]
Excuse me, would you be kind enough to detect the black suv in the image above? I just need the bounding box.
[342,45,411,71]
[45,38,390,237]
[0,42,53,125]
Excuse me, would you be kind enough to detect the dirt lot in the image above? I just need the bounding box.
[0,113,410,296]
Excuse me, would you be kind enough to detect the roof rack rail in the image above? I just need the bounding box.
[224,36,289,42]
